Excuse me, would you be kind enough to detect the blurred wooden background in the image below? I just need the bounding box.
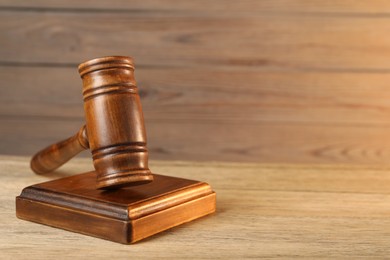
[2,1,390,164]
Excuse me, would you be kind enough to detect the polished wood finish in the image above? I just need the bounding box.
[31,56,153,189]
[16,171,215,244]
[78,56,153,189]
[4,2,390,164]
[30,125,88,174]
[21,55,216,243]
[29,56,153,189]
[4,155,390,257]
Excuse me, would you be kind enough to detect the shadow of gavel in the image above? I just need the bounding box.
[30,56,154,189]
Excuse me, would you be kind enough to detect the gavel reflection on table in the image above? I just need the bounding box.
[16,56,216,244]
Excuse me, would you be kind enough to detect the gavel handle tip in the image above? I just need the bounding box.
[30,125,89,174]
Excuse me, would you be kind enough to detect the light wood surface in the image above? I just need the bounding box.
[2,2,390,164]
[2,155,390,258]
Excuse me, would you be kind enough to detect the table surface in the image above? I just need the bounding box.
[2,155,390,259]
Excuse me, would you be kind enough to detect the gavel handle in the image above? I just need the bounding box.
[30,125,89,174]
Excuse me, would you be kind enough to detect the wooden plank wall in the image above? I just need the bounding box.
[2,1,390,164]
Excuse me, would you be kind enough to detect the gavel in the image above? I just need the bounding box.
[30,56,154,189]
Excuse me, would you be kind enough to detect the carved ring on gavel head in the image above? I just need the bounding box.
[30,56,154,189]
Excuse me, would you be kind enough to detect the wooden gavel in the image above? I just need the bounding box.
[30,56,154,189]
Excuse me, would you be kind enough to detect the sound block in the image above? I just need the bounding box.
[16,172,216,244]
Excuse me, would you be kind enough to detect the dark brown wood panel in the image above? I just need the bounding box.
[1,10,390,70]
[2,66,390,125]
[3,116,390,165]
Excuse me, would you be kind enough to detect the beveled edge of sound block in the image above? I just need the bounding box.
[15,172,216,244]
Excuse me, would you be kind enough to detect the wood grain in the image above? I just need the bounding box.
[2,66,390,125]
[3,156,390,258]
[1,2,390,164]
[30,125,88,174]
[1,10,390,70]
[3,116,390,165]
[1,1,390,14]
[76,56,154,189]
[16,172,215,243]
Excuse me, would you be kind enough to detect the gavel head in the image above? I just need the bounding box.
[78,56,153,189]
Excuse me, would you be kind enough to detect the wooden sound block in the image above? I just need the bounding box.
[15,172,216,244]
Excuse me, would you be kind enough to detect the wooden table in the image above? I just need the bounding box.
[2,155,390,258]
